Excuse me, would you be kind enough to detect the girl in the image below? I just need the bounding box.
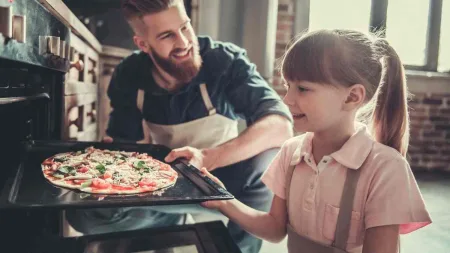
[201,29,432,253]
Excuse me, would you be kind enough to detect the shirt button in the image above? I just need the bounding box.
[310,184,314,189]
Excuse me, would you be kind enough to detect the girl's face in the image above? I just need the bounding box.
[283,80,352,134]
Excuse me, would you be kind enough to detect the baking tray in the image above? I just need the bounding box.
[0,140,233,209]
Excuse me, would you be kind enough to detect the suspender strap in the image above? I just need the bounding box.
[332,168,362,250]
[285,164,362,251]
[199,83,216,115]
[285,165,296,216]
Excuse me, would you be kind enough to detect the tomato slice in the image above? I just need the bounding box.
[92,178,111,189]
[77,167,89,173]
[103,171,112,179]
[138,178,157,187]
[42,158,54,165]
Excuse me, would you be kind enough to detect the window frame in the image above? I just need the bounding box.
[369,0,443,72]
[294,0,446,72]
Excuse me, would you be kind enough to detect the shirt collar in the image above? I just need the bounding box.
[330,124,374,170]
[290,123,374,170]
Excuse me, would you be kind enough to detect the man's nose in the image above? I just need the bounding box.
[175,32,189,48]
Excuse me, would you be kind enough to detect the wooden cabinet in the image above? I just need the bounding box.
[62,33,100,141]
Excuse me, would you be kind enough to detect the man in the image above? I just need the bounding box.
[66,1,293,252]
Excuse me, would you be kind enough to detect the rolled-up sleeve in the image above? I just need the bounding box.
[105,64,144,142]
[364,157,432,234]
[225,49,292,125]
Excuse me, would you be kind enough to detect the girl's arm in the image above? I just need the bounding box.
[204,195,288,243]
[362,225,399,253]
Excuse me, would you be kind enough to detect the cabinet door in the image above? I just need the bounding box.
[65,33,98,95]
[63,93,98,141]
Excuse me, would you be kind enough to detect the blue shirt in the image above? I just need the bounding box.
[106,36,292,141]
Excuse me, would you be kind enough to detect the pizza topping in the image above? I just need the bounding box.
[95,164,106,174]
[64,175,93,180]
[42,146,178,194]
[77,167,89,173]
[58,166,76,175]
[92,178,111,189]
[81,179,92,188]
[52,173,65,179]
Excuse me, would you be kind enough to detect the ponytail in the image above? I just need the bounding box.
[371,39,410,156]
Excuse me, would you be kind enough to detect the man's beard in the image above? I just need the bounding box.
[150,43,202,84]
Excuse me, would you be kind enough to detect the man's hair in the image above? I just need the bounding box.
[121,0,181,21]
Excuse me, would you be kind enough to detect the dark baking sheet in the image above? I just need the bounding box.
[0,140,233,209]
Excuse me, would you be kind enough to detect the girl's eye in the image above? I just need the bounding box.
[297,86,308,92]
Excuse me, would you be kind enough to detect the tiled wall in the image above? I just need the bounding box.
[272,0,450,172]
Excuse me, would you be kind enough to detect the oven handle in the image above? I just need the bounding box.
[0,93,50,105]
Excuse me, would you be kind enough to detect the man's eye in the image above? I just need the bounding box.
[161,34,173,39]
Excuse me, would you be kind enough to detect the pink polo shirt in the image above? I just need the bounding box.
[262,124,431,252]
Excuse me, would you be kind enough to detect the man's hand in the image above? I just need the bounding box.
[103,136,114,143]
[164,146,220,171]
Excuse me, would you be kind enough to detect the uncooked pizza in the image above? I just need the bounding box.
[41,146,178,194]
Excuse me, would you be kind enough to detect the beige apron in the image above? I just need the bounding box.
[285,163,362,253]
[136,83,239,149]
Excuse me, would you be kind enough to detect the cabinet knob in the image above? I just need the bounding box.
[70,59,84,72]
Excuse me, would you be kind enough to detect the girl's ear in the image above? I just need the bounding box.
[343,84,366,111]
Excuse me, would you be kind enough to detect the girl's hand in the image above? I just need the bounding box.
[199,167,228,210]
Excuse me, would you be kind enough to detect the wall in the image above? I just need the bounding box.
[274,0,450,172]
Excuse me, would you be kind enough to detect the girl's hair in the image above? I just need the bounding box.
[281,29,410,156]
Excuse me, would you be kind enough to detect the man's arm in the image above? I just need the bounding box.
[105,61,144,142]
[203,114,292,170]
[165,46,293,170]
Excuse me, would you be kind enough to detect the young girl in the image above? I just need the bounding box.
[201,29,432,253]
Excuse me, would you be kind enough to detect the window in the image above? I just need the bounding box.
[385,0,430,66]
[438,0,450,72]
[309,0,371,32]
[306,0,448,72]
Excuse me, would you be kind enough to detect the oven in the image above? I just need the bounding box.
[0,1,241,252]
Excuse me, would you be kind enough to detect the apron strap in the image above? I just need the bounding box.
[137,89,145,113]
[332,168,362,250]
[135,89,151,144]
[199,83,216,116]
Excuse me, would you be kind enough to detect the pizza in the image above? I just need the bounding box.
[41,146,178,194]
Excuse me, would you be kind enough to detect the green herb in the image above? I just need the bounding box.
[105,161,113,165]
[96,164,106,174]
[133,161,146,169]
[144,167,150,173]
[58,166,74,174]
[81,180,92,188]
[52,173,65,179]
[54,157,67,162]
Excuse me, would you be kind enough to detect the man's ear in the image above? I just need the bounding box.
[133,36,150,53]
[343,84,366,111]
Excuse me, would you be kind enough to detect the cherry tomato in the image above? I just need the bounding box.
[77,167,89,173]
